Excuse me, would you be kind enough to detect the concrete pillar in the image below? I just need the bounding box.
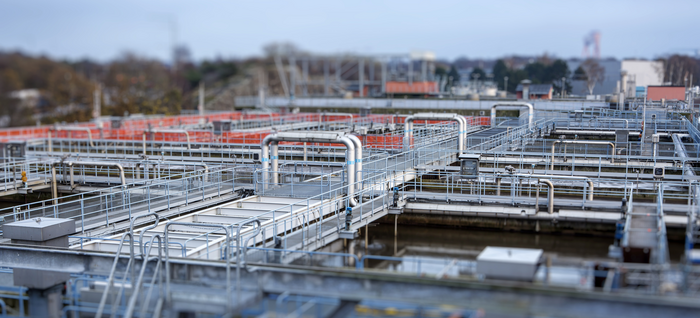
[4,218,73,318]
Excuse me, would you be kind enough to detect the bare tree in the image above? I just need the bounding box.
[262,42,305,58]
[580,58,605,95]
[663,55,699,86]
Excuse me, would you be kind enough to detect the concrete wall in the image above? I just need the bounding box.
[621,60,664,88]
[238,96,608,112]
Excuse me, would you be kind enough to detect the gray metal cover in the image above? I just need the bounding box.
[476,246,542,281]
[459,154,480,178]
[3,218,74,242]
[615,130,629,144]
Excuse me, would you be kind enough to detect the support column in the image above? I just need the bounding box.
[324,60,330,96]
[302,58,309,96]
[289,56,296,99]
[381,62,387,94]
[359,59,365,97]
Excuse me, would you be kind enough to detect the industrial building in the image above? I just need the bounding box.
[0,91,699,318]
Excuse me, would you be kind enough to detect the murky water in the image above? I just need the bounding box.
[349,223,685,262]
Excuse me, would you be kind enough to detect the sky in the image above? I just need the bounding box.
[1,0,698,63]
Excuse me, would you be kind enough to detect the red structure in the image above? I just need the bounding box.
[385,81,438,94]
[647,86,685,101]
[516,84,553,100]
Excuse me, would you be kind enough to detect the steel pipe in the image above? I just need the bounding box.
[65,161,127,187]
[144,129,191,150]
[672,133,695,177]
[346,134,363,191]
[490,102,534,129]
[550,140,615,170]
[51,126,95,147]
[539,179,554,214]
[322,112,354,125]
[551,130,642,136]
[262,132,359,206]
[498,173,594,201]
[404,113,467,153]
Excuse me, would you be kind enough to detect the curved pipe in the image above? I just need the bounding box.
[593,118,628,129]
[262,132,359,206]
[491,102,534,129]
[51,127,95,148]
[323,112,354,125]
[539,179,554,214]
[550,140,615,170]
[143,129,191,150]
[404,113,466,153]
[347,134,363,191]
[129,213,159,259]
[151,160,209,182]
[65,161,126,187]
[499,173,594,201]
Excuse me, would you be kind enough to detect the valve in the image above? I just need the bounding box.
[392,187,400,207]
[344,207,353,231]
[20,171,27,183]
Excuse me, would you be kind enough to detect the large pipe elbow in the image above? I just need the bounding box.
[550,140,561,170]
[454,116,466,153]
[339,136,358,207]
[347,134,363,191]
[539,179,554,214]
[491,102,534,129]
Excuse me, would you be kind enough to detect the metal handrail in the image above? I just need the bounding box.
[124,234,163,318]
[165,222,231,310]
[94,232,134,318]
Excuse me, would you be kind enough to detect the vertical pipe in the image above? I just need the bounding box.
[142,132,147,155]
[303,142,308,161]
[271,141,279,185]
[51,165,58,205]
[540,180,554,214]
[262,136,272,189]
[69,164,74,189]
[347,135,363,191]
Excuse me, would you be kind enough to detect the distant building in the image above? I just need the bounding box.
[567,59,663,96]
[516,84,553,100]
[8,89,43,108]
[9,89,40,100]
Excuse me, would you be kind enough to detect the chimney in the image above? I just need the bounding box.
[521,80,531,100]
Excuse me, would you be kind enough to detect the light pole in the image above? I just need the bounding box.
[504,76,509,93]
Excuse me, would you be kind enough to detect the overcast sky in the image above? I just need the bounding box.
[1,0,698,62]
